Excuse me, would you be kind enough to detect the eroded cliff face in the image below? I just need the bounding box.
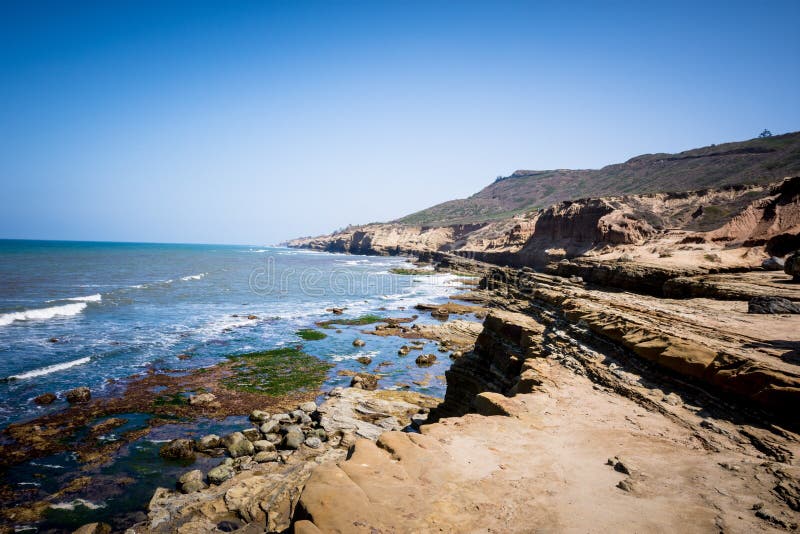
[287,178,799,273]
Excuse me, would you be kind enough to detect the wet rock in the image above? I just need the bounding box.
[415,354,437,367]
[34,392,56,405]
[188,392,217,406]
[241,428,261,442]
[304,437,323,449]
[299,401,317,413]
[196,434,221,451]
[177,353,192,360]
[290,410,313,425]
[356,356,372,365]
[222,432,255,458]
[253,440,276,453]
[431,309,450,320]
[247,315,258,320]
[271,413,292,423]
[263,432,282,444]
[449,351,463,360]
[178,469,206,493]
[748,296,800,314]
[207,464,235,485]
[350,373,379,390]
[47,337,60,343]
[398,345,410,356]
[65,386,91,404]
[329,307,344,315]
[249,410,270,422]
[762,256,785,271]
[254,450,279,463]
[159,439,196,461]
[260,420,281,434]
[352,339,366,347]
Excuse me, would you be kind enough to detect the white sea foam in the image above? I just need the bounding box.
[180,273,206,281]
[49,499,106,511]
[29,462,65,469]
[329,350,379,362]
[0,302,88,327]
[9,357,92,380]
[47,293,102,303]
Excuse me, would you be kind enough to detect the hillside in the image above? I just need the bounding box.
[398,131,800,226]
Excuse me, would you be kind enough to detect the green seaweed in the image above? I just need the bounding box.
[389,268,436,275]
[296,328,327,341]
[221,347,331,396]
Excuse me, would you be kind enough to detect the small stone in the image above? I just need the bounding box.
[356,356,372,365]
[65,387,91,404]
[47,337,59,343]
[178,469,206,493]
[188,393,217,406]
[398,345,410,356]
[254,450,279,463]
[263,433,282,444]
[241,428,261,442]
[177,353,192,360]
[352,339,366,347]
[283,429,304,450]
[304,437,323,449]
[247,315,258,320]
[207,464,235,485]
[253,440,276,453]
[159,439,196,461]
[196,434,221,450]
[271,413,291,423]
[249,410,270,422]
[34,392,57,405]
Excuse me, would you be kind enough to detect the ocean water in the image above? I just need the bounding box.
[0,239,478,429]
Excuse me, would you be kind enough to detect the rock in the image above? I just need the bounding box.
[283,428,304,450]
[65,387,91,404]
[748,296,800,314]
[786,251,800,281]
[271,413,292,423]
[254,450,279,463]
[207,464,235,485]
[350,373,379,390]
[449,351,463,360]
[253,440,276,453]
[431,309,450,320]
[247,315,258,320]
[196,434,221,450]
[263,432,282,444]
[260,420,281,434]
[188,392,217,406]
[249,410,270,422]
[762,256,785,270]
[178,469,206,493]
[34,392,56,405]
[47,337,59,343]
[241,428,262,442]
[304,437,323,449]
[398,345,410,356]
[159,439,196,461]
[352,339,366,347]
[72,523,111,534]
[662,393,682,406]
[415,354,437,367]
[299,401,317,413]
[309,428,328,441]
[356,356,372,365]
[330,307,344,315]
[177,353,192,360]
[222,432,255,458]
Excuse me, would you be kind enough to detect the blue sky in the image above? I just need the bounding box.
[1,0,798,245]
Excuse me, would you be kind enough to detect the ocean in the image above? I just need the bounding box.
[0,239,476,429]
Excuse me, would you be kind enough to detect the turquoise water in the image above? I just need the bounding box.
[0,239,476,428]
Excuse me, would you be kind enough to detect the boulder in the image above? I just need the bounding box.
[207,464,235,485]
[356,356,372,365]
[290,410,312,425]
[415,354,437,367]
[196,434,221,451]
[34,392,56,405]
[188,392,217,407]
[748,296,800,314]
[159,439,196,461]
[178,469,206,493]
[260,420,281,434]
[253,440,276,453]
[398,345,410,356]
[785,251,800,281]
[249,410,270,422]
[254,450,279,463]
[65,387,91,404]
[350,373,379,390]
[299,401,317,413]
[222,432,255,458]
[241,428,261,442]
[304,437,323,449]
[283,428,304,450]
[352,339,366,347]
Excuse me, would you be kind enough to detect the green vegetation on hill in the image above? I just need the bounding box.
[398,132,800,225]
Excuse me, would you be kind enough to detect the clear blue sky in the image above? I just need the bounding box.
[1,0,798,245]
